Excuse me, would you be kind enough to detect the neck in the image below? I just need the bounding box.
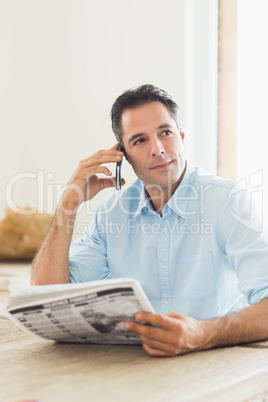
[145,164,186,216]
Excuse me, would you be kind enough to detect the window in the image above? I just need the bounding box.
[236,0,268,223]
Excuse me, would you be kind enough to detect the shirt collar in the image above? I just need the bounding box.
[133,161,197,219]
[166,162,197,219]
[133,183,153,218]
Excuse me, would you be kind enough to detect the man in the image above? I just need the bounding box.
[32,84,268,357]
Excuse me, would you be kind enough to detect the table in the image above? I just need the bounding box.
[1,305,268,402]
[0,261,31,303]
[1,263,268,402]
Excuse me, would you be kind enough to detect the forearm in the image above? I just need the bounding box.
[31,199,77,285]
[202,299,268,350]
[31,144,123,285]
[125,300,268,357]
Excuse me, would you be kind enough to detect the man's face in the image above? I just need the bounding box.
[121,101,186,192]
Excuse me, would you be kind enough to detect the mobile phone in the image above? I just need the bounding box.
[116,145,124,190]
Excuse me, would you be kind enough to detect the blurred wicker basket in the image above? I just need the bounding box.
[0,208,53,260]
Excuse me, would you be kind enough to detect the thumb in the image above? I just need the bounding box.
[99,177,126,190]
[165,312,184,320]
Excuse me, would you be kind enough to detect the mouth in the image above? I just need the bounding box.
[150,161,173,170]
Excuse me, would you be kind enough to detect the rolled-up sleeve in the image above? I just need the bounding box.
[69,207,109,283]
[220,184,268,305]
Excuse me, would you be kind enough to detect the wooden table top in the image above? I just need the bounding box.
[1,262,268,401]
[0,261,31,304]
[1,304,268,402]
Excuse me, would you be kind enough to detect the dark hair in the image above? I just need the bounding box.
[110,84,180,145]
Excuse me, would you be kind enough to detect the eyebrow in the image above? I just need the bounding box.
[128,124,174,144]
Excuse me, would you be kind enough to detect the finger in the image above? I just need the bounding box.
[165,311,184,320]
[97,177,126,191]
[135,312,176,331]
[98,177,116,190]
[82,166,113,178]
[142,343,174,357]
[110,143,124,151]
[139,335,180,355]
[125,320,172,344]
[94,146,124,159]
[98,147,124,157]
[82,153,123,167]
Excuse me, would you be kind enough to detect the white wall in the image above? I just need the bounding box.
[184,0,218,175]
[0,1,22,216]
[0,0,218,233]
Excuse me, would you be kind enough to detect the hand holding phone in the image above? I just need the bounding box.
[116,145,125,190]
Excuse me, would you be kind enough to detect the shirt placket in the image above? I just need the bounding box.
[157,211,172,313]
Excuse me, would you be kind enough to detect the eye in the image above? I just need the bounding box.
[133,138,145,145]
[162,130,172,136]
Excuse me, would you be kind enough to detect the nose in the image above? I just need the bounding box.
[151,139,165,157]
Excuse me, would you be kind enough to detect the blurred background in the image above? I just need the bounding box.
[0,0,267,237]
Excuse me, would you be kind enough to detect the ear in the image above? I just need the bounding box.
[123,149,133,166]
[179,127,185,142]
[124,151,131,165]
[121,142,129,162]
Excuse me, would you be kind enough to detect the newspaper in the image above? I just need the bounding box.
[6,278,154,345]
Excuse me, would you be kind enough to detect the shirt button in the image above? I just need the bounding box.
[162,227,166,233]
[164,299,169,305]
[161,264,166,269]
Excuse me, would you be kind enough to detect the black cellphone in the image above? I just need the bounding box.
[116,145,125,190]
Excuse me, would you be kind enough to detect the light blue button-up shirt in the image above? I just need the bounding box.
[69,162,268,320]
